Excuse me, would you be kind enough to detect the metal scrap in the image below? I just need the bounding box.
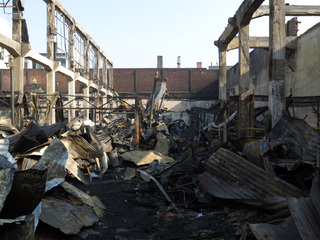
[198,148,307,210]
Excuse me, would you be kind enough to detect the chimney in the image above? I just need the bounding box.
[177,56,181,68]
[157,56,163,68]
[197,62,202,68]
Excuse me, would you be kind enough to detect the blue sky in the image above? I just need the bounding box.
[1,0,319,68]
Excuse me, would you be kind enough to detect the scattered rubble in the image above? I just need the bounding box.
[0,88,319,239]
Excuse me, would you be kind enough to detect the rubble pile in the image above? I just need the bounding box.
[0,95,319,239]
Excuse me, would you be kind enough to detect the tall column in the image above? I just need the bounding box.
[83,85,90,120]
[95,50,99,82]
[83,39,90,119]
[46,1,56,124]
[94,91,99,122]
[238,23,253,138]
[219,49,227,142]
[12,0,23,93]
[68,24,75,120]
[68,78,75,121]
[269,0,286,127]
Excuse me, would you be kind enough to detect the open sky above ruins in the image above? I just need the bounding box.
[1,0,320,68]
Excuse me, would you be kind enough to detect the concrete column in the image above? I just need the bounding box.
[67,23,75,121]
[103,57,108,86]
[12,0,23,93]
[219,50,227,102]
[95,50,99,82]
[83,39,90,120]
[219,49,227,142]
[269,0,286,127]
[238,23,253,138]
[68,23,75,71]
[84,39,90,79]
[68,79,75,121]
[102,94,107,117]
[94,91,99,122]
[83,86,90,120]
[46,1,56,124]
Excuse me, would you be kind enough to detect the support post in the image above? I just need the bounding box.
[67,23,76,121]
[134,96,140,149]
[46,1,56,124]
[83,39,90,119]
[237,23,253,138]
[83,86,90,120]
[94,91,99,122]
[8,56,15,125]
[12,0,24,127]
[269,0,286,127]
[68,78,75,121]
[219,49,227,142]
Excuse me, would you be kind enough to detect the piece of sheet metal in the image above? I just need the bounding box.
[268,114,320,164]
[198,148,307,210]
[287,175,320,240]
[250,217,302,240]
[40,196,99,235]
[0,156,15,213]
[31,138,68,192]
[0,168,47,219]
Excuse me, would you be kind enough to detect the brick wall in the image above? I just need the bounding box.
[113,68,219,100]
[0,67,219,100]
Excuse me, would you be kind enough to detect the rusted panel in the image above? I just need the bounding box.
[198,148,307,209]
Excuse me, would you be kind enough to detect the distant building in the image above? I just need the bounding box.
[0,17,12,69]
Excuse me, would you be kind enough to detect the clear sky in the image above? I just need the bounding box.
[1,0,319,68]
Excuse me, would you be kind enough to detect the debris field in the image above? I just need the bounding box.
[0,92,319,240]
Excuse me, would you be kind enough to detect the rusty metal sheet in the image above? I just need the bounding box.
[268,114,320,164]
[250,217,302,240]
[198,148,307,210]
[243,139,269,158]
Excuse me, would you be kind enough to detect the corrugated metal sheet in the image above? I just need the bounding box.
[288,197,320,240]
[268,114,320,164]
[198,148,307,209]
[287,175,320,240]
[250,217,302,240]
